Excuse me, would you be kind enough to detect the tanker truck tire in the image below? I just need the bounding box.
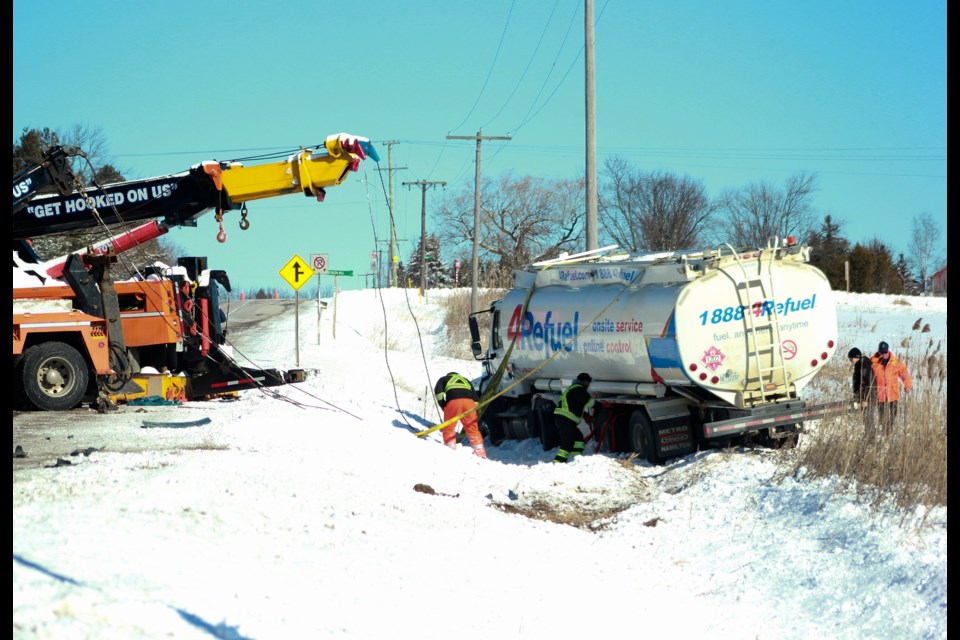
[628,410,662,465]
[595,408,628,453]
[481,396,509,446]
[535,398,559,451]
[482,417,506,446]
[19,341,90,411]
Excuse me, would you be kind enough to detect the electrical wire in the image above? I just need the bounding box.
[478,0,561,132]
[507,0,582,136]
[366,165,445,432]
[479,0,612,177]
[447,0,517,135]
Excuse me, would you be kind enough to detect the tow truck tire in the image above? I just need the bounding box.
[628,410,662,465]
[19,341,89,411]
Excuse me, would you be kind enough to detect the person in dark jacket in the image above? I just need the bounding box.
[434,372,486,459]
[552,373,596,463]
[848,347,877,430]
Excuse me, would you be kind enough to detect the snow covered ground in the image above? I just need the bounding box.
[12,288,947,639]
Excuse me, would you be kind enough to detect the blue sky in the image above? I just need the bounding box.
[14,1,946,293]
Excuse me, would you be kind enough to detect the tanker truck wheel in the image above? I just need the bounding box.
[595,407,629,453]
[19,341,90,411]
[627,410,663,465]
[535,397,559,451]
[481,416,505,446]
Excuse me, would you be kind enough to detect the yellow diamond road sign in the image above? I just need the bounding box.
[279,254,314,291]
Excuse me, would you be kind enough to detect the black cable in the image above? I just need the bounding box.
[447,0,517,135]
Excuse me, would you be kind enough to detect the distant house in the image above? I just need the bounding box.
[931,265,947,296]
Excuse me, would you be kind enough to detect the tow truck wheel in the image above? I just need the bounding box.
[19,341,89,411]
[627,410,662,465]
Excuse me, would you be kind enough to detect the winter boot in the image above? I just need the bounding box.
[568,440,585,460]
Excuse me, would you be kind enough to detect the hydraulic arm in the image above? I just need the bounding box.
[13,133,379,240]
[13,145,83,215]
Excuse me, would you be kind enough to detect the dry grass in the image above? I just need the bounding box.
[782,321,947,512]
[493,500,629,531]
[436,287,509,360]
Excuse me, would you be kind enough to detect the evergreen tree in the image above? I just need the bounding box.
[894,253,920,295]
[806,215,850,290]
[849,239,901,294]
[407,234,453,289]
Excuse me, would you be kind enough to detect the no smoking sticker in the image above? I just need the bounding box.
[781,339,798,360]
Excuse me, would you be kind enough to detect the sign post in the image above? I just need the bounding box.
[279,254,315,366]
[310,254,329,344]
[326,269,353,339]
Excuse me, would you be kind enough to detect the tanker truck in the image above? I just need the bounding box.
[467,238,842,463]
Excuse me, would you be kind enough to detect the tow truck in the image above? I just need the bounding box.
[13,133,379,411]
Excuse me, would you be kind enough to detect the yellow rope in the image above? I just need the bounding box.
[416,258,635,438]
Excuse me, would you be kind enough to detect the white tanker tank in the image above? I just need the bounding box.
[468,239,843,463]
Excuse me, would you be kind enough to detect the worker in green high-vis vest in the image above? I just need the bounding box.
[553,373,596,463]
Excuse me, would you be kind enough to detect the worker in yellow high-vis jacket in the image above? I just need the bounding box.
[553,373,596,463]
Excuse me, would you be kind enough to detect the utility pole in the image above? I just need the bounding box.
[377,141,406,287]
[584,0,598,252]
[402,179,446,297]
[376,238,408,285]
[446,129,511,313]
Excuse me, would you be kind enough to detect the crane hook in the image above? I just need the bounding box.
[215,208,227,243]
[239,204,250,230]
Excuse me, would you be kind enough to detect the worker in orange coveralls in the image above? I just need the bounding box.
[434,372,486,459]
[870,340,913,432]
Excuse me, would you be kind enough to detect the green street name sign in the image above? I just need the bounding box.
[327,269,353,276]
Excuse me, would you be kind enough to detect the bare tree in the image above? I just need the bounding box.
[714,172,819,248]
[13,123,128,188]
[908,212,943,293]
[433,172,585,283]
[599,157,714,251]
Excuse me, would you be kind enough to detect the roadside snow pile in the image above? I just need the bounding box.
[490,454,655,528]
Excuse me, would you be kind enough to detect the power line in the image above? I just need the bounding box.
[448,0,517,135]
[478,0,561,131]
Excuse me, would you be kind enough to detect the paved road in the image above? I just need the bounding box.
[219,298,298,334]
[13,300,302,471]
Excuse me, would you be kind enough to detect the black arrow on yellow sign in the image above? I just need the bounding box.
[279,254,315,291]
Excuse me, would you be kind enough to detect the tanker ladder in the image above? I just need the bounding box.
[724,241,792,406]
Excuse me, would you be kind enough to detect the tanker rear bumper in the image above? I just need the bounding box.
[703,400,848,439]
